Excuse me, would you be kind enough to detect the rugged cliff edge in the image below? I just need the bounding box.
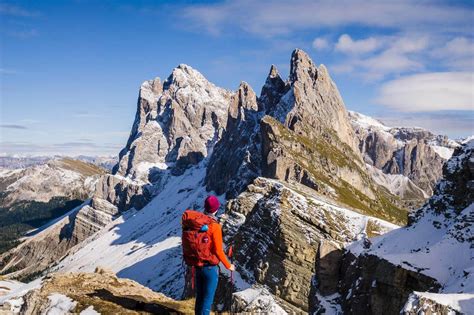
[326,140,473,314]
[349,111,459,205]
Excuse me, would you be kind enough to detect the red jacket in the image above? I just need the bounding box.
[207,221,231,269]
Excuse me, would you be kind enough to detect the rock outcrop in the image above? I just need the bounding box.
[207,50,406,224]
[336,252,440,314]
[221,177,397,312]
[17,268,194,314]
[349,111,459,200]
[115,65,232,179]
[206,81,262,198]
[327,140,474,315]
[403,292,462,315]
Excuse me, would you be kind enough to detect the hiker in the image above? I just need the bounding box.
[181,195,235,315]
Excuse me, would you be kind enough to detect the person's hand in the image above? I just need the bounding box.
[229,264,235,272]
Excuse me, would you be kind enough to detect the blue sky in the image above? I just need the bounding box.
[1,0,473,156]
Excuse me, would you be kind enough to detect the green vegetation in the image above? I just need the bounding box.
[263,116,408,225]
[0,193,83,254]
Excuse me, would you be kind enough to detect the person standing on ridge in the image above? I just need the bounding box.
[181,195,235,315]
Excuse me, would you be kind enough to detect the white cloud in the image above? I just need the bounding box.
[181,0,472,37]
[431,37,474,70]
[335,34,380,54]
[312,37,329,51]
[331,35,429,80]
[0,4,39,17]
[433,37,474,58]
[375,72,474,112]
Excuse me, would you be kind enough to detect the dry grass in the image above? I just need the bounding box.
[26,270,196,314]
[56,158,107,177]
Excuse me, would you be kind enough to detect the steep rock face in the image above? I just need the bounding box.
[384,140,444,195]
[0,209,80,281]
[268,50,359,155]
[336,253,440,315]
[206,51,405,224]
[349,111,458,198]
[333,140,474,315]
[115,65,232,179]
[259,65,289,113]
[206,82,262,198]
[221,177,397,312]
[410,140,474,224]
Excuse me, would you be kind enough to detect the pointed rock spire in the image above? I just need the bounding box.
[269,64,280,79]
[289,48,318,84]
[260,64,289,113]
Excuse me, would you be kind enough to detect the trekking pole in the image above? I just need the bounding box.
[227,245,234,311]
[228,245,234,285]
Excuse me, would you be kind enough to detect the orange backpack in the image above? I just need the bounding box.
[181,210,219,266]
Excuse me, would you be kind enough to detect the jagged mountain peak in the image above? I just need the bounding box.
[289,48,318,83]
[163,63,227,94]
[232,81,258,113]
[260,64,288,114]
[140,77,162,93]
[115,63,233,179]
[268,64,281,79]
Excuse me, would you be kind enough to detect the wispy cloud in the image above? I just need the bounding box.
[0,124,27,129]
[0,3,39,17]
[18,119,40,124]
[375,72,474,112]
[181,0,472,37]
[329,34,432,81]
[431,37,474,71]
[4,28,38,39]
[72,111,102,118]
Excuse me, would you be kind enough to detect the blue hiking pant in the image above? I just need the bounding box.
[194,265,219,315]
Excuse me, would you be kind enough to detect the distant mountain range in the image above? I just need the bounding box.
[0,155,118,171]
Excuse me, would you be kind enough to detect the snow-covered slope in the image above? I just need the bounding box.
[52,163,212,297]
[346,140,474,314]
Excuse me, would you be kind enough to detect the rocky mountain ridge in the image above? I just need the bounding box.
[0,155,118,171]
[0,158,106,255]
[0,49,470,314]
[349,111,460,204]
[332,139,473,314]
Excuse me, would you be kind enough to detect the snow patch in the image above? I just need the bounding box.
[45,293,77,315]
[430,145,454,160]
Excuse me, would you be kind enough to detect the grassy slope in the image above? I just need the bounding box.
[263,116,407,225]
